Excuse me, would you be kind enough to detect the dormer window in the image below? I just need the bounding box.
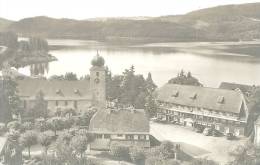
[74,89,80,94]
[190,93,197,99]
[217,96,225,104]
[171,91,179,97]
[56,89,61,94]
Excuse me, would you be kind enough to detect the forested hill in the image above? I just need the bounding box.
[0,18,13,32]
[2,2,260,42]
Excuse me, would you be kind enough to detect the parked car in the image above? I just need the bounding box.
[203,128,213,136]
[151,117,158,122]
[226,133,235,140]
[196,127,204,133]
[170,120,178,124]
[212,129,222,137]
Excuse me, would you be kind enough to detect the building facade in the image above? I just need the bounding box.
[16,53,106,115]
[89,108,150,150]
[155,84,249,136]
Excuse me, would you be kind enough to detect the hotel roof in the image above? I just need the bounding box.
[156,84,245,114]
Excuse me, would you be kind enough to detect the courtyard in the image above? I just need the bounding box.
[150,121,249,164]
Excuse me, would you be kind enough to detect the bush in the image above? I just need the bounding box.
[22,122,34,132]
[129,146,146,164]
[110,143,130,161]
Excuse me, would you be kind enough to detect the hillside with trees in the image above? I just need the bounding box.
[1,3,260,42]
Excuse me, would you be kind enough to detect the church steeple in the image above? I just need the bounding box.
[90,51,106,108]
[91,50,105,67]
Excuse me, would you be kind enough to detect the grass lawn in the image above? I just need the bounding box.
[150,121,249,164]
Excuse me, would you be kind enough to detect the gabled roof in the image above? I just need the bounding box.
[89,109,149,133]
[156,84,245,114]
[16,79,91,100]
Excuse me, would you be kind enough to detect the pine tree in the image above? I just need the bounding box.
[146,72,157,94]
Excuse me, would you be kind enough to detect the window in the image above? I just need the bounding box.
[217,96,225,104]
[24,100,27,108]
[74,101,78,109]
[126,135,134,140]
[96,72,99,77]
[215,124,220,130]
[65,101,68,106]
[104,134,110,139]
[171,91,179,97]
[56,100,59,106]
[190,93,197,99]
[139,135,145,140]
[96,134,103,139]
[117,134,123,137]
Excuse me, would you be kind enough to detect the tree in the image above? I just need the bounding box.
[0,123,7,135]
[26,91,48,119]
[21,122,34,131]
[19,130,38,158]
[0,32,18,48]
[49,75,65,81]
[3,138,23,165]
[70,135,88,158]
[159,141,175,160]
[28,37,49,51]
[145,94,158,118]
[228,142,259,165]
[168,70,203,86]
[75,110,96,127]
[146,158,180,165]
[38,131,53,154]
[64,72,78,81]
[3,78,21,120]
[7,130,20,142]
[46,117,64,136]
[191,158,219,165]
[57,132,72,145]
[146,72,157,94]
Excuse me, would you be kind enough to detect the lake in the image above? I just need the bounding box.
[18,39,260,87]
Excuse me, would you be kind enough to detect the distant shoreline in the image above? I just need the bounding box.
[46,38,260,58]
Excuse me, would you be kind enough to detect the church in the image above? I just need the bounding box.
[16,53,106,114]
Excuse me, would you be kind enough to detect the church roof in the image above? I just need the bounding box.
[16,79,91,100]
[89,109,149,134]
[91,52,105,67]
[156,84,245,114]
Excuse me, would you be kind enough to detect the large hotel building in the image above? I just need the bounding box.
[155,83,250,136]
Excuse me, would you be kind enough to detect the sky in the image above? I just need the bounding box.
[1,0,260,21]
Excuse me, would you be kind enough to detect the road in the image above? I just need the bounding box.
[150,121,248,165]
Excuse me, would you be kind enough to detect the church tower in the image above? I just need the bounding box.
[90,52,106,108]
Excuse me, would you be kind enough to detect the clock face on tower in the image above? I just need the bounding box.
[94,78,100,84]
